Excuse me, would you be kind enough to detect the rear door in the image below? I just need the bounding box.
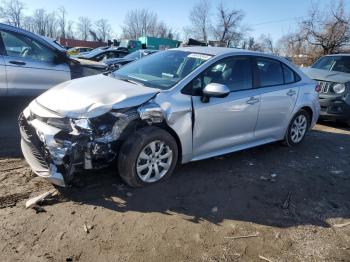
[1,29,71,96]
[253,57,300,140]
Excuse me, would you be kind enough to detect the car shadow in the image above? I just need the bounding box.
[0,97,34,158]
[60,128,350,229]
[1,99,349,228]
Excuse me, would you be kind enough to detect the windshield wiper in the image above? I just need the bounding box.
[117,77,144,86]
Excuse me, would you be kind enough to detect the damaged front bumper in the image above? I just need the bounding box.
[19,100,164,187]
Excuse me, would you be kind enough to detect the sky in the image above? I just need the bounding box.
[20,0,340,42]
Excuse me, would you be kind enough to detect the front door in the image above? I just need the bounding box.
[191,56,260,160]
[0,30,70,96]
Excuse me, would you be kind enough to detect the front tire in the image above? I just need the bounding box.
[284,109,310,147]
[118,126,178,187]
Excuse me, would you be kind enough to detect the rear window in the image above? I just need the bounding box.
[256,58,284,87]
[283,64,296,84]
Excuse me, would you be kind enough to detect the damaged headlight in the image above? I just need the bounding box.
[46,118,72,131]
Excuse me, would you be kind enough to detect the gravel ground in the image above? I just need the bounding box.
[0,98,349,262]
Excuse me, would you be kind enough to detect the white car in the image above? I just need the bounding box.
[20,47,320,187]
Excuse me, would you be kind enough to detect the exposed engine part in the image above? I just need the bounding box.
[20,100,167,187]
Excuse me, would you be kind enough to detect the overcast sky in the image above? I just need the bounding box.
[21,0,342,41]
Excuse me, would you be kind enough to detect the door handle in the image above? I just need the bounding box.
[246,97,260,105]
[287,89,296,96]
[9,60,26,65]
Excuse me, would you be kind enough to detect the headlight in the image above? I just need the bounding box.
[46,118,71,130]
[333,83,346,94]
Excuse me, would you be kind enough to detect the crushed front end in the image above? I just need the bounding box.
[19,100,143,187]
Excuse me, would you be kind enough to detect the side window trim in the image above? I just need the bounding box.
[0,30,5,56]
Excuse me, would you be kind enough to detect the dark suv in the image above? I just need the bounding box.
[302,54,350,126]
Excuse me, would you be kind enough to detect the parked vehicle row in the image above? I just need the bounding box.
[19,47,320,188]
[302,54,350,126]
[104,49,158,71]
[0,23,108,96]
[73,47,129,62]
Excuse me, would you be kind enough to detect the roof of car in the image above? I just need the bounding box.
[323,53,350,57]
[175,46,262,56]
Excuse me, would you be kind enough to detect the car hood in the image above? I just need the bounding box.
[301,67,350,83]
[35,74,160,118]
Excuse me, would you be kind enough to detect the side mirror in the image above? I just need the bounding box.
[54,52,68,64]
[201,83,230,103]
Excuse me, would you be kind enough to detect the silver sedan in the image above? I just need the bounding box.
[19,47,320,187]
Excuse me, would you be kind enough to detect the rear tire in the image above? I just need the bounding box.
[284,109,311,147]
[117,126,178,187]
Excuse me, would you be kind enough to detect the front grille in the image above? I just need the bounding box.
[316,80,333,94]
[19,114,49,169]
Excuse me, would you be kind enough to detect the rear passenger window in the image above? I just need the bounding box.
[283,64,296,84]
[256,58,283,87]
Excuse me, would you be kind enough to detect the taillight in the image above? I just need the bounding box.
[315,84,321,93]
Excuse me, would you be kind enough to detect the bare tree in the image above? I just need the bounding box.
[22,15,35,32]
[32,9,47,36]
[77,17,92,40]
[189,0,211,42]
[95,19,112,42]
[46,12,58,38]
[0,0,25,27]
[241,37,263,51]
[66,20,75,39]
[258,34,275,53]
[211,1,244,47]
[89,29,100,41]
[300,0,350,55]
[57,6,67,38]
[122,9,158,39]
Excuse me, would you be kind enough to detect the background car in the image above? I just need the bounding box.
[0,23,107,97]
[302,54,350,126]
[19,47,320,188]
[67,46,93,56]
[76,48,129,62]
[104,49,158,71]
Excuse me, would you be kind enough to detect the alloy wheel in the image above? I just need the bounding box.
[290,115,307,143]
[136,140,173,183]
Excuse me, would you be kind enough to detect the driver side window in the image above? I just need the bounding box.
[190,56,253,95]
[1,30,55,63]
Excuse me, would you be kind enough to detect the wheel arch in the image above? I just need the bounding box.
[118,119,183,165]
[155,123,183,165]
[300,106,313,127]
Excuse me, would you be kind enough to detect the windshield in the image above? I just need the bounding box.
[312,56,350,73]
[81,49,104,58]
[112,50,212,90]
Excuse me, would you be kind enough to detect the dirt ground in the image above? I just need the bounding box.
[0,98,349,262]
